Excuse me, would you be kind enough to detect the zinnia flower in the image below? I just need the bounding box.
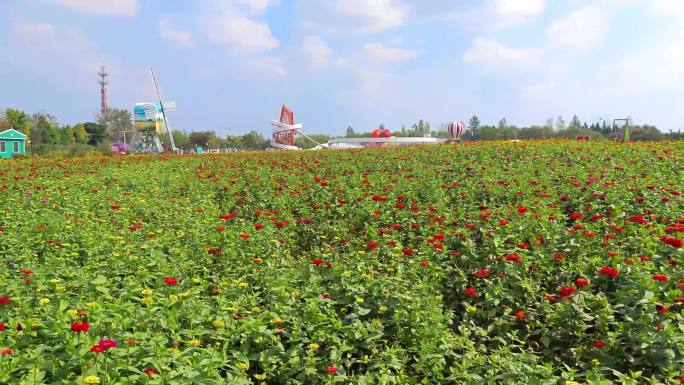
[652,274,669,282]
[515,310,526,320]
[598,266,619,278]
[558,286,576,298]
[593,340,606,349]
[464,287,478,297]
[574,278,589,287]
[163,277,178,286]
[327,366,338,374]
[70,321,89,333]
[0,296,9,305]
[97,339,118,350]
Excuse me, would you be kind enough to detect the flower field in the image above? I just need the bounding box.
[0,140,682,384]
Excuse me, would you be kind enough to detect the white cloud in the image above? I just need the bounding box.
[205,8,278,52]
[617,43,684,90]
[233,0,273,13]
[299,0,407,35]
[363,42,418,63]
[492,0,545,23]
[335,0,408,33]
[246,56,286,77]
[302,35,332,66]
[546,6,611,50]
[463,38,543,68]
[14,20,95,54]
[158,19,192,47]
[53,0,138,16]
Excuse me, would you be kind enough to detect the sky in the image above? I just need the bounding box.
[1,0,683,135]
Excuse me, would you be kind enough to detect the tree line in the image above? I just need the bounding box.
[1,107,682,156]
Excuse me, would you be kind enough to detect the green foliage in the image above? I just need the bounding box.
[0,141,681,384]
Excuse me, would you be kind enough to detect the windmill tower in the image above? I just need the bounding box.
[98,66,109,115]
[129,67,177,153]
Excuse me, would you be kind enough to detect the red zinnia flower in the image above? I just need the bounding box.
[545,294,559,302]
[311,258,323,266]
[421,261,430,267]
[144,368,159,377]
[0,323,5,331]
[569,213,582,221]
[517,206,529,214]
[327,366,338,375]
[515,310,526,320]
[652,274,669,282]
[70,321,89,333]
[20,269,33,275]
[574,278,589,287]
[97,339,118,350]
[90,345,105,353]
[163,277,178,286]
[320,293,332,300]
[255,223,264,230]
[367,241,378,249]
[239,233,250,239]
[403,248,414,256]
[558,286,576,298]
[473,268,490,278]
[593,340,606,349]
[598,266,619,278]
[464,287,478,297]
[506,254,522,264]
[0,348,13,355]
[0,296,10,305]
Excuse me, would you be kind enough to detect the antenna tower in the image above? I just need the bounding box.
[98,65,109,115]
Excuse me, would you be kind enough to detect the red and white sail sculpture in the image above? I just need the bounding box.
[271,105,302,150]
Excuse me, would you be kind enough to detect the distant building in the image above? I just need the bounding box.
[0,129,27,159]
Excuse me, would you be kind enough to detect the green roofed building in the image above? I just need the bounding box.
[0,129,27,159]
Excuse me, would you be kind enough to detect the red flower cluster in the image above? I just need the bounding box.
[144,368,159,376]
[464,287,478,297]
[558,286,576,299]
[660,236,683,249]
[598,266,619,278]
[163,277,178,286]
[652,274,669,282]
[506,254,522,264]
[574,278,589,287]
[0,296,10,305]
[70,321,89,333]
[91,339,118,353]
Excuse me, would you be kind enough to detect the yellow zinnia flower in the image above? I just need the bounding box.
[188,339,201,347]
[39,298,50,305]
[84,375,100,384]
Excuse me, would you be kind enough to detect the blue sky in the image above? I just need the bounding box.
[1,0,683,135]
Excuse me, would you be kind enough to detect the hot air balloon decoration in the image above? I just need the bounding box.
[447,121,466,140]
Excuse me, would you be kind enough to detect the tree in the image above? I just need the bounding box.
[4,108,31,139]
[64,126,76,144]
[555,116,566,130]
[568,115,582,130]
[84,122,107,145]
[98,108,132,141]
[468,116,480,133]
[189,131,212,148]
[345,126,356,137]
[73,123,89,144]
[31,112,59,145]
[498,118,508,130]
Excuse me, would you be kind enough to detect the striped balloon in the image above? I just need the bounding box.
[447,121,465,139]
